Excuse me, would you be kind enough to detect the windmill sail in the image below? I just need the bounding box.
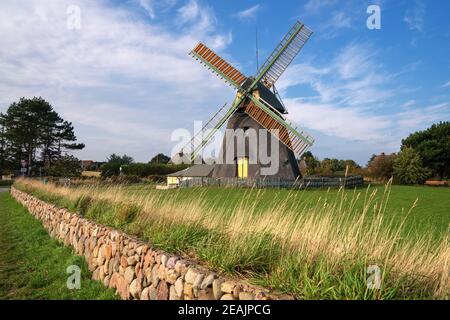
[179,21,315,166]
[245,96,314,157]
[190,43,247,90]
[254,21,312,89]
[171,102,240,163]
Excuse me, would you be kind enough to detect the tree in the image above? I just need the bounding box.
[45,154,82,177]
[106,153,134,165]
[0,122,11,174]
[149,153,170,164]
[367,152,397,181]
[401,122,450,178]
[393,147,429,184]
[299,152,361,176]
[0,97,84,174]
[300,151,320,175]
[101,154,134,177]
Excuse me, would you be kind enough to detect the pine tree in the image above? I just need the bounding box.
[0,97,84,174]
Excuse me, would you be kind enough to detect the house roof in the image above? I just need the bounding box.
[167,164,215,177]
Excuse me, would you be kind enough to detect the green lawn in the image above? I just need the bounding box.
[0,190,118,300]
[122,184,450,240]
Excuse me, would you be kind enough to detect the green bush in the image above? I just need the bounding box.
[100,163,121,177]
[120,163,189,177]
[44,155,82,177]
[393,147,430,185]
[401,121,450,179]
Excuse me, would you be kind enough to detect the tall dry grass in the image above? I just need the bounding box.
[14,178,449,299]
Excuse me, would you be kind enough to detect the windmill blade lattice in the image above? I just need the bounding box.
[171,102,240,163]
[245,96,314,157]
[190,43,247,90]
[255,21,313,89]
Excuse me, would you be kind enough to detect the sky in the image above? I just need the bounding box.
[0,0,449,165]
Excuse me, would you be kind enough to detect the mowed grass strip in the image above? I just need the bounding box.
[0,190,118,300]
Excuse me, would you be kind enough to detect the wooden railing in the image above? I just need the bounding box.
[179,176,364,189]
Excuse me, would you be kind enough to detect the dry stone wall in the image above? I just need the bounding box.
[10,187,292,300]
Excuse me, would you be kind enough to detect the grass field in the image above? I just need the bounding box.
[120,184,450,240]
[0,190,118,300]
[13,179,450,299]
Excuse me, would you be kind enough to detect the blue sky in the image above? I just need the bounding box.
[0,0,449,165]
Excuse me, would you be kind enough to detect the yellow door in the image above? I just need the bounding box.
[167,177,178,185]
[237,157,248,179]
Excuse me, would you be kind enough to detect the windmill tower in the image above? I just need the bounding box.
[173,21,314,180]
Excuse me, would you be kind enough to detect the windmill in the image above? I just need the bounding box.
[173,21,314,179]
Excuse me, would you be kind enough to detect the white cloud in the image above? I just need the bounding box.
[176,0,230,50]
[404,0,425,32]
[276,42,449,159]
[401,100,416,108]
[285,99,390,142]
[313,10,354,39]
[329,11,352,29]
[279,43,393,107]
[441,81,450,88]
[235,5,261,20]
[303,0,338,14]
[0,0,235,161]
[135,0,178,19]
[136,0,156,19]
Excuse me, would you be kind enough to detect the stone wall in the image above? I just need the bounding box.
[10,187,291,300]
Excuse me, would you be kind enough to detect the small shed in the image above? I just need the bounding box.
[167,164,215,186]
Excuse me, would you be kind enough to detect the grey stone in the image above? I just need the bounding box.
[166,256,179,269]
[212,279,223,300]
[201,274,216,289]
[165,268,179,284]
[220,294,236,300]
[169,285,180,300]
[193,273,204,289]
[221,281,236,294]
[174,278,184,298]
[185,267,200,284]
[124,266,135,284]
[126,256,137,266]
[157,281,169,300]
[129,279,141,299]
[141,287,149,300]
[160,254,168,267]
[239,292,255,300]
[148,286,157,300]
[151,264,159,287]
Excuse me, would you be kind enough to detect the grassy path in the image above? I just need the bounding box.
[0,190,118,300]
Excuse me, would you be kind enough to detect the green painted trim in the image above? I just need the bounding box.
[249,95,313,146]
[190,51,242,90]
[189,97,243,162]
[251,23,304,89]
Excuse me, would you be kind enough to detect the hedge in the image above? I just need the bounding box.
[108,163,190,178]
